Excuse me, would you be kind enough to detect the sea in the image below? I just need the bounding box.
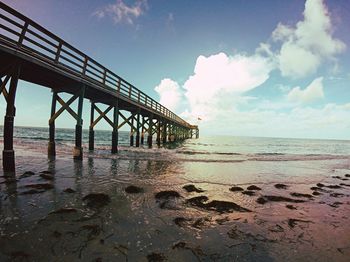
[0,126,350,261]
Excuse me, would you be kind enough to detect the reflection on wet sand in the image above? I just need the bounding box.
[0,151,350,261]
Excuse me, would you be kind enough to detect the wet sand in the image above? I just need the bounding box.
[0,146,350,261]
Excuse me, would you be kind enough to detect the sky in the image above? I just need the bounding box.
[0,0,350,139]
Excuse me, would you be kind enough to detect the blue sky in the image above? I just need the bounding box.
[1,0,350,139]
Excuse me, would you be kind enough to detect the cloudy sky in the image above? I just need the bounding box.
[1,0,350,139]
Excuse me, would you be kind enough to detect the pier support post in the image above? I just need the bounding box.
[156,119,161,146]
[136,110,140,147]
[89,101,94,151]
[73,86,85,160]
[111,100,119,154]
[130,113,134,146]
[48,91,57,157]
[147,114,153,148]
[162,121,167,144]
[2,64,21,173]
[141,116,145,145]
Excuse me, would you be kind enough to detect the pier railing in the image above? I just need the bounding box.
[0,2,193,128]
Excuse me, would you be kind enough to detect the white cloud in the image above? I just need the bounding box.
[287,77,324,104]
[273,0,346,78]
[93,0,148,25]
[183,52,274,121]
[154,78,181,112]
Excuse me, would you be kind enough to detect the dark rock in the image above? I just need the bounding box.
[332,176,342,179]
[83,193,111,208]
[310,186,329,192]
[312,191,322,196]
[256,195,306,204]
[329,202,343,208]
[174,217,192,227]
[24,183,53,190]
[290,192,313,199]
[256,197,268,204]
[330,193,344,198]
[205,200,251,213]
[20,171,35,179]
[229,186,244,192]
[63,188,76,193]
[183,184,204,193]
[316,183,325,187]
[345,174,350,177]
[247,185,261,190]
[52,231,62,238]
[326,185,342,189]
[40,170,53,174]
[288,218,311,228]
[340,183,350,187]
[173,241,187,249]
[186,196,209,207]
[20,189,45,195]
[40,173,54,180]
[274,184,288,189]
[49,208,77,214]
[242,190,255,196]
[155,190,181,199]
[192,217,211,229]
[147,252,166,262]
[125,185,144,194]
[286,205,297,210]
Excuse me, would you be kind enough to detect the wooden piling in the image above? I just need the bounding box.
[111,100,119,153]
[88,101,94,151]
[73,86,85,160]
[136,110,140,147]
[2,64,20,173]
[48,91,57,156]
[148,114,153,148]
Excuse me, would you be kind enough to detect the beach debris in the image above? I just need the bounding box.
[183,184,204,193]
[242,190,255,196]
[83,193,111,209]
[147,252,166,262]
[316,183,325,187]
[49,208,77,214]
[155,190,181,199]
[20,171,35,179]
[229,186,244,192]
[24,183,54,190]
[274,183,288,189]
[247,185,261,190]
[290,192,313,199]
[287,218,312,228]
[63,188,76,193]
[257,195,306,204]
[125,185,144,194]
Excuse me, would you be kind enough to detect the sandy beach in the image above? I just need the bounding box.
[0,137,349,262]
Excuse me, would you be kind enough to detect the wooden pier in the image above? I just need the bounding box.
[0,2,198,173]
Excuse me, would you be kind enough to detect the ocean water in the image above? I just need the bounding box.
[0,126,350,261]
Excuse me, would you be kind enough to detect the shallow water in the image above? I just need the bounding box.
[0,127,350,261]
